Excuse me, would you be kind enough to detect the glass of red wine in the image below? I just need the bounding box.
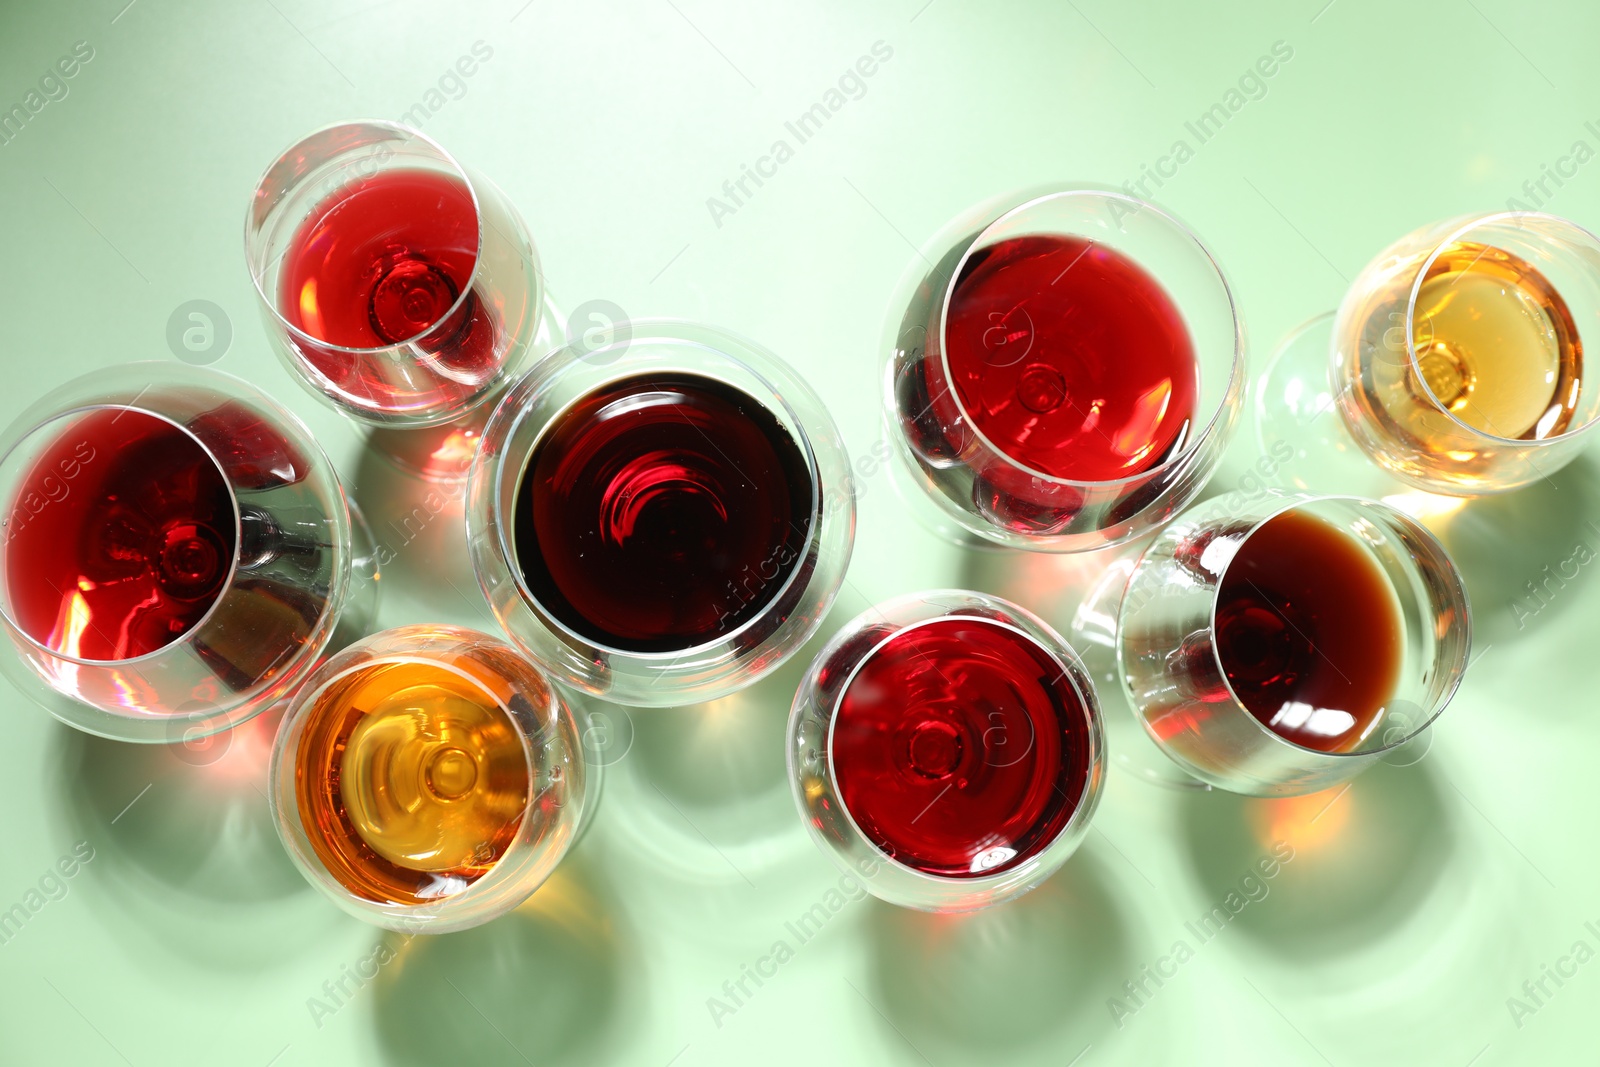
[465,320,855,707]
[0,362,377,743]
[884,186,1245,552]
[246,120,547,477]
[1115,493,1470,795]
[270,624,593,933]
[787,590,1104,912]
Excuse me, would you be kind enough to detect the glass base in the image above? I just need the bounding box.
[365,293,567,483]
[1069,554,1210,792]
[1254,311,1406,500]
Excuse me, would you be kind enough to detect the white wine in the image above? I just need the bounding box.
[295,654,532,904]
[1405,242,1581,440]
[1336,233,1588,493]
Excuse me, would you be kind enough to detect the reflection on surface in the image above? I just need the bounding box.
[366,411,491,486]
[866,852,1133,1058]
[373,857,631,1067]
[959,539,1130,636]
[50,709,341,967]
[1178,760,1454,959]
[606,587,870,877]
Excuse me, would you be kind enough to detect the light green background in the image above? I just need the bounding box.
[1,1,1598,1064]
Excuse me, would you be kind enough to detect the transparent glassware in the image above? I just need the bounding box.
[245,119,543,431]
[360,294,566,484]
[269,624,594,934]
[465,320,855,707]
[882,186,1245,552]
[787,590,1105,912]
[0,362,377,743]
[1116,493,1471,796]
[1259,211,1600,496]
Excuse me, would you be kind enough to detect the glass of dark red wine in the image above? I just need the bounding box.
[465,320,855,707]
[0,362,377,743]
[1114,493,1470,795]
[787,590,1104,912]
[271,624,592,933]
[246,120,549,479]
[885,186,1245,552]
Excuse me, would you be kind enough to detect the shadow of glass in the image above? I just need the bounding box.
[628,681,791,815]
[49,710,344,967]
[1177,759,1454,960]
[959,539,1137,637]
[1433,454,1600,646]
[614,585,873,858]
[53,711,302,902]
[373,856,634,1067]
[349,443,485,621]
[865,852,1135,1059]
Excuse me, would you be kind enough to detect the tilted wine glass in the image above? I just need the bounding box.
[1110,493,1470,796]
[0,362,377,743]
[246,119,562,480]
[1258,211,1600,497]
[883,186,1245,552]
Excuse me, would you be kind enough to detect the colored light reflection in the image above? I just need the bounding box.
[1260,785,1353,852]
[1380,490,1467,527]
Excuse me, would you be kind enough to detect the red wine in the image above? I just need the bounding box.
[938,235,1198,483]
[829,617,1092,877]
[513,373,814,653]
[1214,510,1403,753]
[5,409,236,661]
[186,400,309,492]
[278,168,495,392]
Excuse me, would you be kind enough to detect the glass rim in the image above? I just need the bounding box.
[934,188,1246,490]
[485,320,830,664]
[245,118,489,357]
[1203,493,1471,759]
[269,641,549,918]
[0,402,244,671]
[1404,209,1600,447]
[821,595,1101,886]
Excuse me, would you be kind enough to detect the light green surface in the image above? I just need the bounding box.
[1,1,1597,1064]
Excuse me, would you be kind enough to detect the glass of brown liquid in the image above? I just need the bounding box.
[1115,493,1470,796]
[270,624,594,932]
[1258,212,1600,496]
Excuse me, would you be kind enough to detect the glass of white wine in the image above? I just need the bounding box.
[1258,211,1600,496]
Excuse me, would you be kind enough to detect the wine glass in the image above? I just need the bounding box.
[883,185,1245,552]
[787,590,1104,912]
[245,119,556,480]
[466,320,855,708]
[269,624,594,933]
[0,362,377,743]
[1113,492,1470,796]
[1258,211,1600,497]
